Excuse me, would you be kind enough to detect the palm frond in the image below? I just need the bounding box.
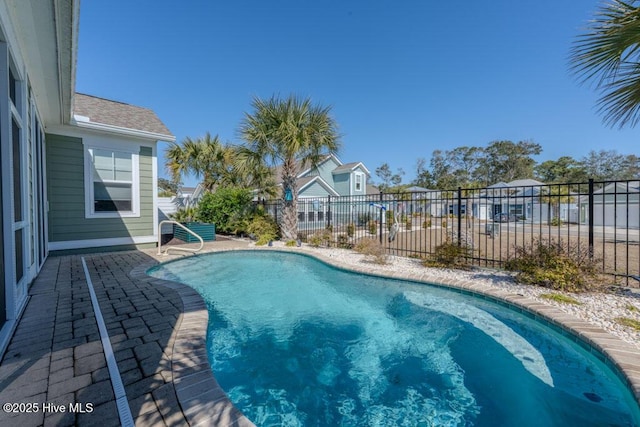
[570,0,640,127]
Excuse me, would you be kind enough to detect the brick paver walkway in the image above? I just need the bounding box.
[0,240,252,427]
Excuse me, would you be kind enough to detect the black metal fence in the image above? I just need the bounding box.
[260,179,640,286]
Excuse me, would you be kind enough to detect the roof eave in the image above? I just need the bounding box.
[72,117,176,142]
[298,176,340,197]
[56,0,79,124]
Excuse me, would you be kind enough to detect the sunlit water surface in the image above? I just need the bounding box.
[149,251,640,426]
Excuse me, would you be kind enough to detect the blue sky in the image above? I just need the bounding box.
[76,0,638,187]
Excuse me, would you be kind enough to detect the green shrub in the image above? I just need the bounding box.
[325,224,333,232]
[422,220,432,228]
[357,212,373,226]
[405,218,412,230]
[368,220,377,235]
[540,293,581,305]
[170,207,199,223]
[255,236,271,246]
[198,187,253,235]
[285,240,297,247]
[354,238,388,264]
[308,230,332,248]
[550,217,563,227]
[347,222,355,237]
[422,240,473,269]
[615,317,640,331]
[504,238,598,292]
[247,214,279,244]
[336,234,352,249]
[441,220,447,228]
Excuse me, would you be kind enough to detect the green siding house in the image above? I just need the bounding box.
[46,94,174,252]
[0,1,174,356]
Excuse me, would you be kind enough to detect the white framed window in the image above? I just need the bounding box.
[85,146,139,218]
[354,172,364,192]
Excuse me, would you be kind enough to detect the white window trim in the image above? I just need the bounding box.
[354,172,364,192]
[84,144,140,219]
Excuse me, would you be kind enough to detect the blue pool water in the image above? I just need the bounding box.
[148,251,640,426]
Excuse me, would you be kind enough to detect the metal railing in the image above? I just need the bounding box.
[157,220,204,256]
[259,179,640,286]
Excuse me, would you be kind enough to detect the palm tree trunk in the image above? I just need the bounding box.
[281,160,298,240]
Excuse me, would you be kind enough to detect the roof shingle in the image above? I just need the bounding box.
[73,93,174,139]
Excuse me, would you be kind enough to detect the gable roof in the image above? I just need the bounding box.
[298,176,340,197]
[594,181,640,194]
[332,161,371,176]
[487,182,509,188]
[506,179,545,187]
[72,93,175,141]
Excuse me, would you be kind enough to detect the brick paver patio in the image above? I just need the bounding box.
[0,240,252,427]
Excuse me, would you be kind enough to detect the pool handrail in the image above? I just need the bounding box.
[158,220,204,256]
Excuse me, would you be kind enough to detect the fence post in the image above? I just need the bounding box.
[327,195,331,229]
[379,192,384,244]
[457,187,462,247]
[588,178,594,261]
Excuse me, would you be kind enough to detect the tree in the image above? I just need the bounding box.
[375,163,404,191]
[570,0,640,128]
[479,140,542,184]
[158,177,180,195]
[165,133,231,191]
[446,146,485,188]
[413,158,435,188]
[534,156,588,184]
[539,185,576,224]
[581,149,640,180]
[239,95,340,240]
[429,150,456,189]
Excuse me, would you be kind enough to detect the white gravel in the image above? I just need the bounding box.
[264,241,640,349]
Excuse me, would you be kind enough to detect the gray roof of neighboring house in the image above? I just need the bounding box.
[366,184,380,195]
[506,179,545,187]
[405,186,434,192]
[332,161,370,175]
[487,182,509,188]
[73,93,174,139]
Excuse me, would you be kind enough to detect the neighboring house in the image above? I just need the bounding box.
[387,186,445,218]
[579,181,640,229]
[172,183,206,209]
[272,154,372,228]
[442,179,578,223]
[0,2,174,355]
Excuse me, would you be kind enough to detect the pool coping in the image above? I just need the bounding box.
[130,252,255,427]
[138,246,640,424]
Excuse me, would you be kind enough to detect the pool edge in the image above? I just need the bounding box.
[140,246,640,419]
[130,256,256,427]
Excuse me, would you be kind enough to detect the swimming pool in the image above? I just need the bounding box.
[149,251,640,426]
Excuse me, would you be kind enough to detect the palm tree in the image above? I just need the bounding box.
[239,95,340,240]
[570,0,640,128]
[165,132,237,191]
